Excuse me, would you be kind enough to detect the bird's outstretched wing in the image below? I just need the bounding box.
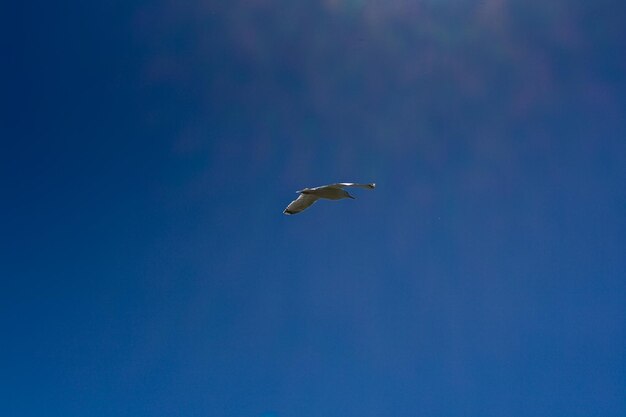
[283,193,319,215]
[327,182,376,190]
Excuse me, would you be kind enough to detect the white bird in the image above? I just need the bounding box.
[283,182,376,215]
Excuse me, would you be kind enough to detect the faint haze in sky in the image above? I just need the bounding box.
[2,1,625,416]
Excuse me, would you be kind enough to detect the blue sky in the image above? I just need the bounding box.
[2,1,625,416]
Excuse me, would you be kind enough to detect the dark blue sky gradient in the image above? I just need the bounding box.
[2,1,626,416]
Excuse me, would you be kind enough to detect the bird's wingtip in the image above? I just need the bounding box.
[283,209,294,215]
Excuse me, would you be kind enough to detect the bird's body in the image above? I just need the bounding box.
[283,182,375,215]
[300,187,353,200]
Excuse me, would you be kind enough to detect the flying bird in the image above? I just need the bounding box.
[283,182,376,215]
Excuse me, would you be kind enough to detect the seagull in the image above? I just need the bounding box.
[283,182,376,215]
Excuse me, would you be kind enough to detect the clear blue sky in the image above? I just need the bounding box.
[2,1,625,416]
